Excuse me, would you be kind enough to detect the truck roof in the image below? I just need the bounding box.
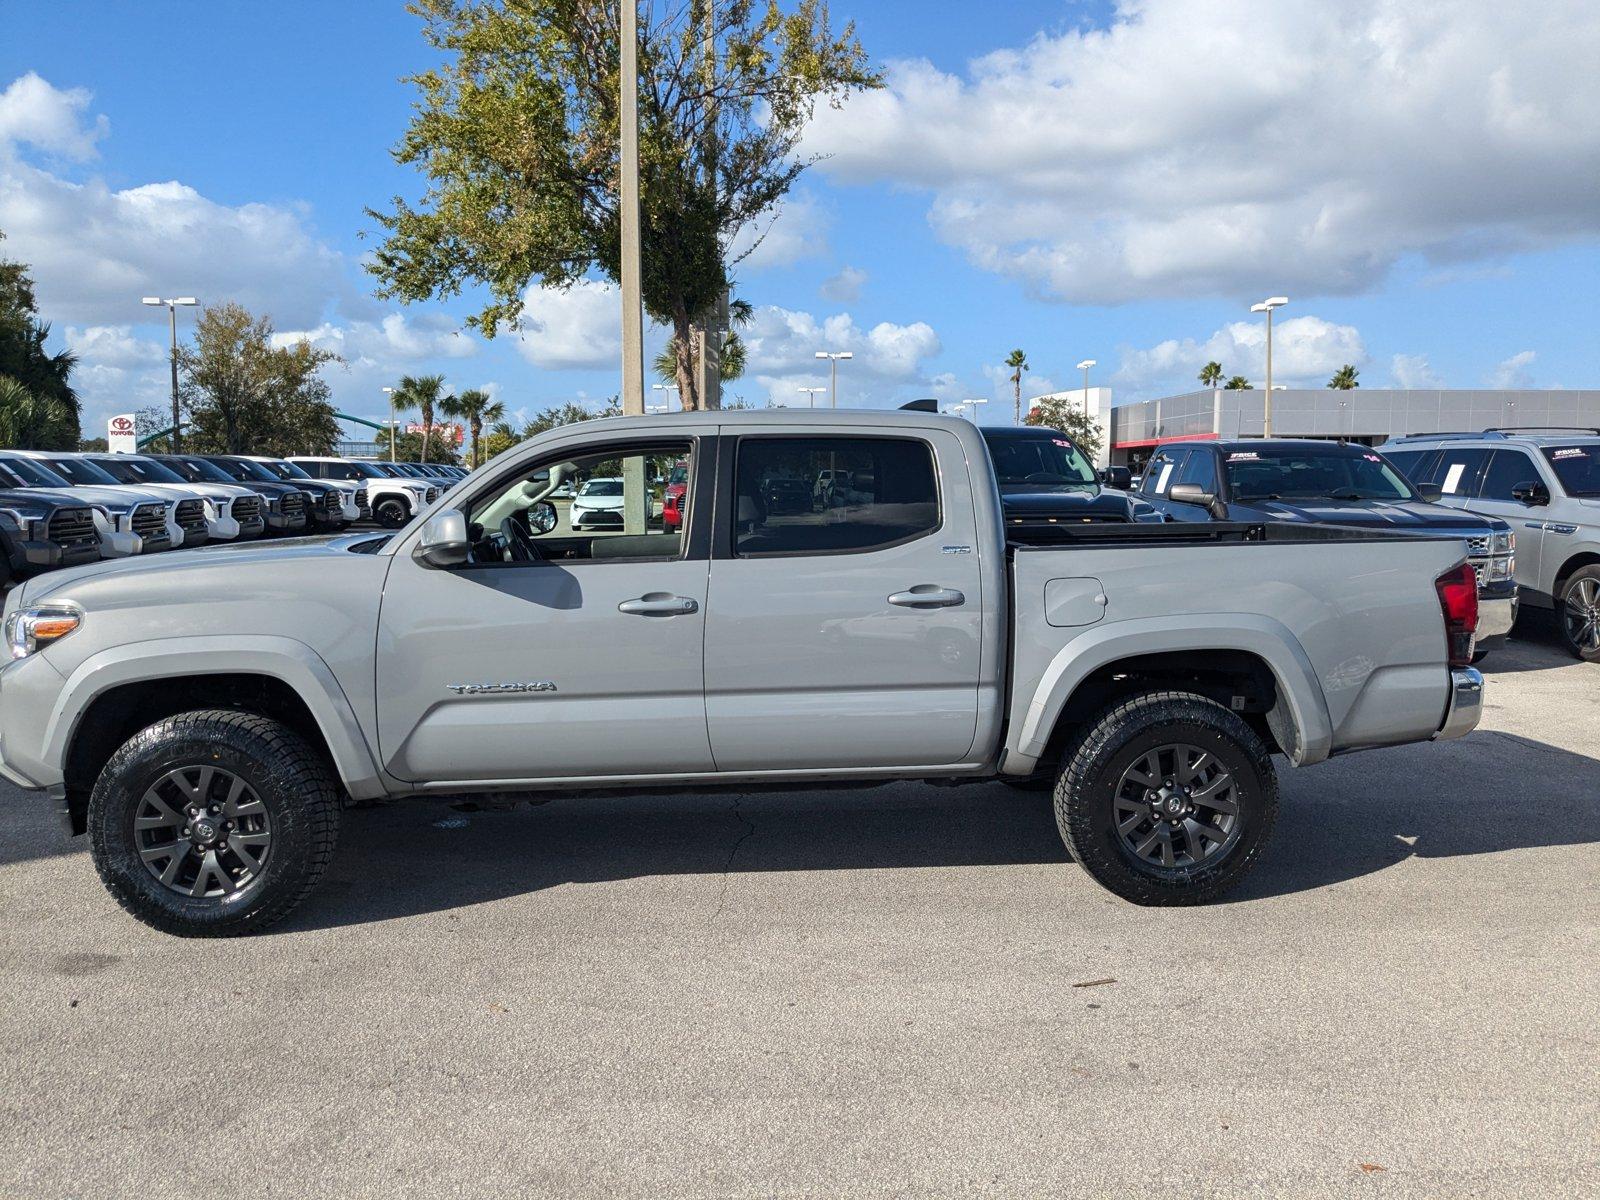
[1173,439,1382,456]
[526,408,977,433]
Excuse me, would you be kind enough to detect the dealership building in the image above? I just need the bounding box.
[1098,387,1600,471]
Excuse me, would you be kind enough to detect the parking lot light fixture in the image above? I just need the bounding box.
[651,382,681,411]
[1076,360,1096,414]
[798,386,826,408]
[143,295,198,452]
[960,398,988,423]
[814,351,853,407]
[1249,297,1289,435]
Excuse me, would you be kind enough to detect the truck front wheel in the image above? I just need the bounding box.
[87,711,342,937]
[1054,691,1278,905]
[374,497,410,528]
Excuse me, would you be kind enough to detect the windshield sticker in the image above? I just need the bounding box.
[1154,462,1174,494]
[1051,438,1073,448]
[1363,453,1382,462]
[1228,451,1259,462]
[1552,448,1588,460]
[1442,462,1466,494]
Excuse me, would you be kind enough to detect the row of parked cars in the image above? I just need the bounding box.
[980,424,1600,663]
[0,451,469,589]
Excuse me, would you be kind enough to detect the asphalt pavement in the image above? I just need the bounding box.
[1,614,1596,1197]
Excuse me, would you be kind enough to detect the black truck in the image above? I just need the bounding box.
[0,490,103,589]
[979,425,1158,529]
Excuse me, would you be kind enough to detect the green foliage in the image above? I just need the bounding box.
[1224,375,1252,390]
[0,232,80,448]
[1327,364,1360,389]
[520,397,622,438]
[367,0,880,408]
[178,302,343,455]
[1024,395,1103,462]
[389,373,453,461]
[386,428,462,464]
[480,419,521,462]
[441,386,505,467]
[1198,361,1223,388]
[1005,348,1028,423]
[78,435,109,452]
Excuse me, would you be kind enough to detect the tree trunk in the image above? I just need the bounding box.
[673,307,699,410]
[420,402,433,462]
[470,417,481,469]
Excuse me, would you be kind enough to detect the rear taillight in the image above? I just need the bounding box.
[1435,562,1479,668]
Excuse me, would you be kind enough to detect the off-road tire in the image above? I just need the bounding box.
[374,496,411,528]
[1054,690,1278,905]
[88,710,341,937]
[1557,565,1600,662]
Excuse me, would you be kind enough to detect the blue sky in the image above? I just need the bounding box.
[2,0,1596,441]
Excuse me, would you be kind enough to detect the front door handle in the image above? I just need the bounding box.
[618,593,699,616]
[887,585,966,608]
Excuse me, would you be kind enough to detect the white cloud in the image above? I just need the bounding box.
[1391,353,1444,388]
[804,0,1600,302]
[512,279,625,370]
[820,264,868,303]
[736,304,943,408]
[1116,314,1365,391]
[0,72,108,161]
[726,192,829,271]
[274,313,478,364]
[1488,349,1536,388]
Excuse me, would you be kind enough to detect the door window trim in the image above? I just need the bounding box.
[712,432,945,561]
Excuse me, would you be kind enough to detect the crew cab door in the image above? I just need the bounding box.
[375,433,714,784]
[702,427,987,770]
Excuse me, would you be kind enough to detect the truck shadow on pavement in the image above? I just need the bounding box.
[279,728,1598,930]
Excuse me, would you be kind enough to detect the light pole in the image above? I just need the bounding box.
[142,296,196,451]
[651,382,681,411]
[618,0,644,416]
[1076,359,1096,415]
[814,350,853,408]
[381,386,398,460]
[959,398,988,422]
[798,386,826,408]
[1249,296,1288,436]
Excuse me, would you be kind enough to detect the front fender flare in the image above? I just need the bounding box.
[1011,614,1333,771]
[48,635,386,799]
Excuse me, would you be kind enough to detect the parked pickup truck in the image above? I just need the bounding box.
[0,410,1485,936]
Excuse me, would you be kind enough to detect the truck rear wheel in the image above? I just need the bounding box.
[374,496,410,528]
[87,710,341,937]
[1558,566,1600,662]
[1053,691,1277,905]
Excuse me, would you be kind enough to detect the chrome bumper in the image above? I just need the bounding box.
[1434,667,1484,741]
[1476,591,1518,642]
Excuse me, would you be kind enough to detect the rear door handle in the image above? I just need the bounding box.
[887,585,966,608]
[618,593,699,616]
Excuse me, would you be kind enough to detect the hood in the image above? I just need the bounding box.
[0,488,94,520]
[998,486,1137,521]
[21,533,357,603]
[9,484,171,513]
[1242,497,1506,533]
[124,480,256,503]
[575,492,626,508]
[228,479,311,501]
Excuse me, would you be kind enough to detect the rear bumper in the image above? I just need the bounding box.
[1434,667,1484,741]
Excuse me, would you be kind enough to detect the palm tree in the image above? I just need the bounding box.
[1005,348,1028,423]
[391,374,451,462]
[442,388,506,468]
[0,375,68,448]
[1224,375,1252,390]
[651,299,755,398]
[1327,364,1360,390]
[1198,361,1223,389]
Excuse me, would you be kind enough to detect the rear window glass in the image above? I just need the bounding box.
[733,437,939,557]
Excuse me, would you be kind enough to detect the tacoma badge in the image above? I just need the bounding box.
[445,681,558,696]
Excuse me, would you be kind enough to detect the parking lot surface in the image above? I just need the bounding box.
[2,617,1596,1198]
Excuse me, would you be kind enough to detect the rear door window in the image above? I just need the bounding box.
[1429,448,1491,498]
[730,437,938,557]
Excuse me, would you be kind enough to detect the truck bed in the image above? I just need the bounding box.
[1004,525,1469,772]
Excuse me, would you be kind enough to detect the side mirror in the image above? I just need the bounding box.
[1099,466,1132,490]
[1414,483,1444,503]
[1167,483,1228,520]
[412,507,470,568]
[527,499,558,534]
[1511,481,1549,505]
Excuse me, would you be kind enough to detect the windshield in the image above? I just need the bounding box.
[580,479,623,496]
[163,456,237,484]
[95,456,188,485]
[257,459,312,481]
[1226,448,1414,502]
[40,456,121,486]
[371,462,407,477]
[0,456,71,488]
[985,433,1097,488]
[1542,445,1600,497]
[205,457,278,483]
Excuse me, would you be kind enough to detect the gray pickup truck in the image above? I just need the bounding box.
[0,410,1485,935]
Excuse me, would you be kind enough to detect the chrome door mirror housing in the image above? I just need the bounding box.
[413,507,471,568]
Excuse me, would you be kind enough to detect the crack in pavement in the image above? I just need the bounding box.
[709,792,755,927]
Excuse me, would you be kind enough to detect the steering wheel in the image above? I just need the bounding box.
[500,516,543,563]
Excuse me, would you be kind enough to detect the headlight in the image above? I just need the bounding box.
[6,604,82,660]
[29,518,50,540]
[1494,530,1514,554]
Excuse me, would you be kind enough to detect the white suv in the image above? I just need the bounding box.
[1385,428,1600,661]
[288,457,439,528]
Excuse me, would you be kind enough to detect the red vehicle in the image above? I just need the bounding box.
[662,460,689,532]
